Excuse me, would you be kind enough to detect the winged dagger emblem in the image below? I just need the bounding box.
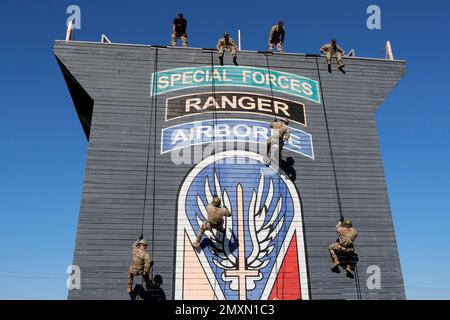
[195,171,285,300]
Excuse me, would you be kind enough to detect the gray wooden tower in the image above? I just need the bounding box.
[55,40,406,300]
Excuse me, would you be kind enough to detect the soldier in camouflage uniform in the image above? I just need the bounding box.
[216,32,238,66]
[127,234,152,293]
[320,38,346,72]
[329,217,358,276]
[265,117,291,162]
[192,196,232,248]
[268,21,286,53]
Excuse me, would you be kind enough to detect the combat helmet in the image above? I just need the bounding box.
[342,218,352,228]
[138,239,148,246]
[212,196,221,207]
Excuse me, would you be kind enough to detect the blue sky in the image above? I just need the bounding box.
[0,0,449,299]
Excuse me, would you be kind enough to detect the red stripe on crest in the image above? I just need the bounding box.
[269,232,302,300]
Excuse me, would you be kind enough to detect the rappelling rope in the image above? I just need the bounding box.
[314,56,344,220]
[354,264,363,300]
[209,50,221,194]
[136,47,159,299]
[264,53,277,122]
[140,48,159,235]
[209,49,220,300]
[264,53,282,299]
[314,56,362,300]
[150,47,160,282]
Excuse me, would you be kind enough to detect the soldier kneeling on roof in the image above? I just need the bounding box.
[193,196,232,248]
[264,117,291,165]
[217,32,238,66]
[268,20,286,53]
[128,233,152,294]
[329,217,358,277]
[320,38,346,73]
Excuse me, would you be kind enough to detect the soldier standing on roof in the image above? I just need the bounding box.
[329,217,358,277]
[192,196,232,248]
[216,32,238,66]
[171,13,188,47]
[268,21,286,53]
[320,38,346,73]
[127,234,152,294]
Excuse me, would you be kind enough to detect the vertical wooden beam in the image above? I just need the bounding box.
[238,29,241,51]
[386,40,394,60]
[66,20,73,43]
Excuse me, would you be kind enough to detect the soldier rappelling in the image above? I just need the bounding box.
[320,38,346,73]
[217,32,238,66]
[192,196,232,248]
[268,21,286,53]
[329,217,358,277]
[128,234,152,294]
[264,117,291,165]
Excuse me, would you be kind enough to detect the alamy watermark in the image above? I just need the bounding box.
[366,265,381,290]
[366,5,381,30]
[66,5,81,30]
[66,265,81,290]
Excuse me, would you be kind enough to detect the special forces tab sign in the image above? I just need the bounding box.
[150,66,321,103]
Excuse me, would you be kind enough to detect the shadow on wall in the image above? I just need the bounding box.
[336,252,359,279]
[131,274,166,300]
[280,157,296,181]
[199,229,238,253]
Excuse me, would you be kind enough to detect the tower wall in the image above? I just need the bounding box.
[55,41,406,300]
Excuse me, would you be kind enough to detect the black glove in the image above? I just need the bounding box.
[138,233,144,240]
[339,217,344,222]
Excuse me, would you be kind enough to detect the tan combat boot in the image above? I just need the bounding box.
[345,264,354,278]
[171,37,177,47]
[331,258,340,273]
